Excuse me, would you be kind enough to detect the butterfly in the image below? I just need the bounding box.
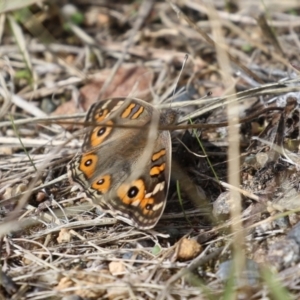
[68,97,178,229]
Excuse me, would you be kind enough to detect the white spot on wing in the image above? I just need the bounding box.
[102,99,111,108]
[145,181,165,198]
[153,181,165,195]
[131,199,141,207]
[152,201,164,211]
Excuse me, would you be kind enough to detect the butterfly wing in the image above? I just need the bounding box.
[68,97,171,229]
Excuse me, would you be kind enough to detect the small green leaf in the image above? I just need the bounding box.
[70,12,84,25]
[152,244,161,255]
[15,69,31,81]
[241,44,253,52]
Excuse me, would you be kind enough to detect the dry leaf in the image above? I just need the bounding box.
[52,64,154,117]
[108,261,125,276]
[80,64,154,110]
[51,99,79,116]
[56,270,112,298]
[57,228,71,244]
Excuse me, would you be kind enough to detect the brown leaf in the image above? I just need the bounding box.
[80,64,154,111]
[52,64,154,119]
[108,261,126,276]
[55,270,112,298]
[51,98,78,116]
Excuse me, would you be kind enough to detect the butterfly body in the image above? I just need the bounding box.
[68,97,175,229]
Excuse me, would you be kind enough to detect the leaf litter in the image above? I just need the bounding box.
[1,1,300,299]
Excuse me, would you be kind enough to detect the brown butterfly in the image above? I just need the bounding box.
[68,97,177,229]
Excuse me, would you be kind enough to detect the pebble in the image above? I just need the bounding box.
[217,259,260,286]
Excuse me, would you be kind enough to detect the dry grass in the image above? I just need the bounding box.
[1,0,300,299]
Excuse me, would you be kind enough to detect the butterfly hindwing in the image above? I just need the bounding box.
[68,97,172,229]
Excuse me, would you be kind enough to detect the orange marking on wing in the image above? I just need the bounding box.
[140,197,155,215]
[131,106,144,119]
[94,108,109,122]
[90,120,113,147]
[117,179,145,205]
[152,149,166,161]
[150,163,166,176]
[121,103,135,118]
[79,153,98,179]
[91,175,111,193]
